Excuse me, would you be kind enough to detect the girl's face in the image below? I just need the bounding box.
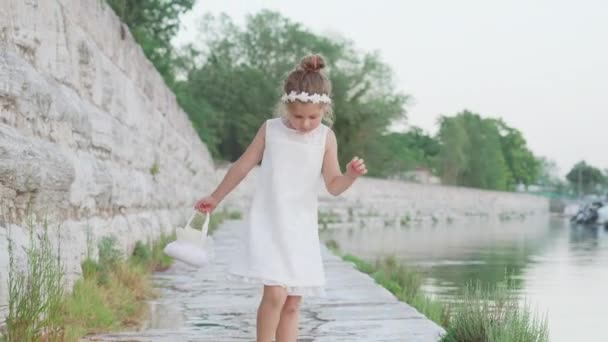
[286,102,325,133]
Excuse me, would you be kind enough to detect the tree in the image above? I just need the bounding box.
[110,4,543,187]
[367,127,440,178]
[493,119,540,189]
[566,161,606,195]
[463,113,509,190]
[106,0,196,86]
[536,157,561,187]
[178,10,408,163]
[436,111,509,190]
[437,116,470,185]
[435,111,543,191]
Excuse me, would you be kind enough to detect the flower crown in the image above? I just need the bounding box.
[281,91,332,104]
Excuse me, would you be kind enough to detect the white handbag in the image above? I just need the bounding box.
[163,211,215,267]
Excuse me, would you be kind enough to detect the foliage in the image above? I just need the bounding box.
[3,214,176,341]
[367,127,440,178]
[536,157,560,187]
[174,10,408,166]
[4,221,64,341]
[106,0,196,86]
[566,160,607,194]
[493,119,540,189]
[335,247,549,342]
[437,115,471,185]
[441,282,548,342]
[436,111,539,191]
[341,253,450,327]
[108,3,549,190]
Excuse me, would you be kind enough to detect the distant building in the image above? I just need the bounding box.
[398,166,441,184]
[516,183,544,192]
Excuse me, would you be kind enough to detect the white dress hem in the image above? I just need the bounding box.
[227,271,326,297]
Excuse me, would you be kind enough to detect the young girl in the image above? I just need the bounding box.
[194,54,367,342]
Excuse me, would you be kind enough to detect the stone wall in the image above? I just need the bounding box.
[319,177,549,224]
[0,0,216,318]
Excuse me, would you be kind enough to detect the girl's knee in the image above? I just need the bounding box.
[262,286,288,308]
[282,296,302,315]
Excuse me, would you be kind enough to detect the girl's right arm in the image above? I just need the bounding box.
[195,123,266,213]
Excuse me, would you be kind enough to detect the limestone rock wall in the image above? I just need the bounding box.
[0,0,216,318]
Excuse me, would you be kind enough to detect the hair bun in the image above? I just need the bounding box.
[300,54,326,72]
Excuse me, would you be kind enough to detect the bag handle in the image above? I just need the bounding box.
[184,211,211,238]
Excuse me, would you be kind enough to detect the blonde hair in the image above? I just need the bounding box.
[275,54,334,125]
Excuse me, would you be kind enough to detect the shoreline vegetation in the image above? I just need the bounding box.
[0,209,241,342]
[325,240,549,342]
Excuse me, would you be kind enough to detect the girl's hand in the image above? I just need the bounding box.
[346,156,368,179]
[194,196,218,213]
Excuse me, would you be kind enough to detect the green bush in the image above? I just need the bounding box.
[441,282,548,342]
[131,241,151,267]
[98,236,123,267]
[4,221,64,341]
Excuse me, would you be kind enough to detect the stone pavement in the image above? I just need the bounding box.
[85,220,445,342]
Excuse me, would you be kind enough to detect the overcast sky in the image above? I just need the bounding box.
[174,0,608,177]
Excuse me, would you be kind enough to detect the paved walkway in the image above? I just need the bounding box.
[85,220,445,341]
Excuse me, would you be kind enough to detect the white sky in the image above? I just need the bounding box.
[174,0,608,177]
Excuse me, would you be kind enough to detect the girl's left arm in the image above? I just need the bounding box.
[321,129,367,196]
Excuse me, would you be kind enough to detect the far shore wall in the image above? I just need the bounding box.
[217,167,549,223]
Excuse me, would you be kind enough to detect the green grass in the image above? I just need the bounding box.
[341,253,450,327]
[324,239,340,252]
[1,208,244,341]
[149,161,160,176]
[53,259,156,341]
[131,232,176,272]
[400,214,411,226]
[4,217,64,341]
[441,282,548,342]
[328,242,549,341]
[49,234,158,341]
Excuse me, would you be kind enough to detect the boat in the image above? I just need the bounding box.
[570,201,608,228]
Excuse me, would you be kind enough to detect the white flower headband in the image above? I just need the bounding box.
[281,91,332,104]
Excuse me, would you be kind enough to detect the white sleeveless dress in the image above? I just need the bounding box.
[229,117,328,296]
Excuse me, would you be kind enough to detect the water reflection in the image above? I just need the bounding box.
[321,215,608,342]
[569,225,601,256]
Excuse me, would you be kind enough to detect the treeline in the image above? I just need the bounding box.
[107,1,607,194]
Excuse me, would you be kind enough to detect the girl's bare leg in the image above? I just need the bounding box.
[257,286,288,342]
[275,295,302,342]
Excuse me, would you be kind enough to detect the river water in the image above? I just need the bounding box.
[320,214,608,342]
